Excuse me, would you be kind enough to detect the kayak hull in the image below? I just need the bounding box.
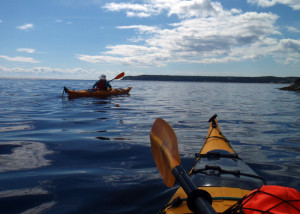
[64,87,132,98]
[161,115,265,214]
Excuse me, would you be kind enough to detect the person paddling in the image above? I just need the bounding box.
[93,74,112,91]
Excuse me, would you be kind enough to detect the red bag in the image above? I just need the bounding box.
[242,185,300,214]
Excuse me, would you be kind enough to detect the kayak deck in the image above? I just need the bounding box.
[64,87,132,98]
[162,115,265,214]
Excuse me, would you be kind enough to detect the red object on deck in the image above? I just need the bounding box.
[242,185,300,214]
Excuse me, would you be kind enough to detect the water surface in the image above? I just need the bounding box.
[0,79,299,213]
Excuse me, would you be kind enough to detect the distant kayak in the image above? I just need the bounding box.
[63,87,132,98]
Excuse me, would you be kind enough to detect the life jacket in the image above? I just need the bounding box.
[97,80,106,90]
[224,185,300,214]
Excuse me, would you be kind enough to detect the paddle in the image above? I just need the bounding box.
[150,118,217,214]
[108,72,125,83]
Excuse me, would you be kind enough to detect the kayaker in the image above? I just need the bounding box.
[93,74,112,91]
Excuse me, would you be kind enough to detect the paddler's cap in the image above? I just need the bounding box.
[99,74,106,80]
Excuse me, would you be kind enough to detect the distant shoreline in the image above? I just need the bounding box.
[123,75,299,83]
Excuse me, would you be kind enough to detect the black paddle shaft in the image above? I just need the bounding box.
[172,166,217,214]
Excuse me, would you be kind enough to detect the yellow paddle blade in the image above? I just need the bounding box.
[114,72,125,80]
[150,118,181,187]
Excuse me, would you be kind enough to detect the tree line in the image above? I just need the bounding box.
[123,75,299,83]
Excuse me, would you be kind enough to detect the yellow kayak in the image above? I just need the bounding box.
[153,115,266,214]
[63,87,132,98]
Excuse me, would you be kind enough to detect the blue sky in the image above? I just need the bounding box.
[0,0,300,79]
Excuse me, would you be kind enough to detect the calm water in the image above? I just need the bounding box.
[0,78,299,214]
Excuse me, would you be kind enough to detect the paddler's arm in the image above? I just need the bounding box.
[93,81,98,89]
[106,82,112,90]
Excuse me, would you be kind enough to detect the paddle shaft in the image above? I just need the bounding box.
[172,166,217,214]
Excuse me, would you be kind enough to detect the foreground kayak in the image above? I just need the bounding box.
[150,115,265,213]
[153,115,267,213]
[63,87,132,98]
[151,115,300,213]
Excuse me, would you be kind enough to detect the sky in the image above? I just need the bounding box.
[0,0,300,80]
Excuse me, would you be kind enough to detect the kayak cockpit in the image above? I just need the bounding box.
[191,149,265,191]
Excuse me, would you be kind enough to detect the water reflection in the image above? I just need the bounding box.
[0,187,55,214]
[85,100,110,105]
[22,201,56,214]
[0,141,53,173]
[0,187,48,198]
[101,168,160,186]
[0,124,33,132]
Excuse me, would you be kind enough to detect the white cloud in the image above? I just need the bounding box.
[77,0,300,67]
[116,25,159,34]
[272,39,300,64]
[0,66,90,75]
[29,67,89,74]
[286,26,300,33]
[55,19,72,24]
[127,11,151,18]
[103,0,220,18]
[168,0,218,18]
[0,20,2,23]
[79,2,291,67]
[247,0,300,10]
[16,23,34,31]
[0,55,40,63]
[17,48,36,54]
[104,2,147,12]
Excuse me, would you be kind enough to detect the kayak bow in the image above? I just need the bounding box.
[153,115,266,214]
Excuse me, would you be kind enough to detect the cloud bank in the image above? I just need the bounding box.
[77,0,300,67]
[247,0,300,10]
[0,65,90,78]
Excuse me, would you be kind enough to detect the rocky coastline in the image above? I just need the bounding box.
[279,78,300,91]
